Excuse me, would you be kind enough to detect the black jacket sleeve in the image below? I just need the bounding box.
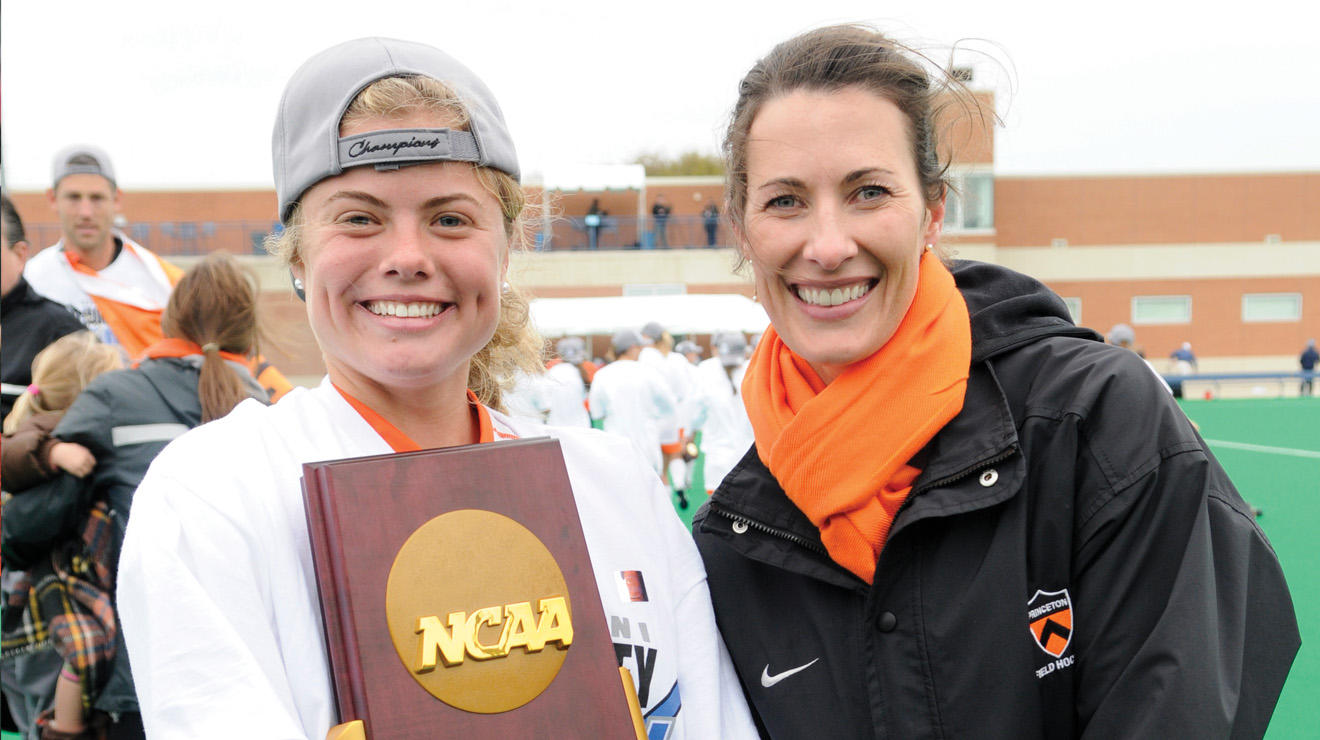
[1070,389,1299,738]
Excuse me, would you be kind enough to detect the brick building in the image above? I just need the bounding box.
[10,100,1317,380]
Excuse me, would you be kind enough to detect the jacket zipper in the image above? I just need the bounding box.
[707,501,828,555]
[895,444,1020,516]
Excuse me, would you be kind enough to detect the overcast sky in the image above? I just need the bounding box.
[2,0,1316,191]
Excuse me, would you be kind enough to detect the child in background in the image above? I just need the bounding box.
[2,330,123,740]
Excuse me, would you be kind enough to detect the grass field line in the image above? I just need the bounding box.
[1203,439,1320,459]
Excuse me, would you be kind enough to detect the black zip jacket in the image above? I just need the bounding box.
[693,260,1299,739]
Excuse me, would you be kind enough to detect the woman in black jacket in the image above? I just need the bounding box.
[692,24,1299,739]
[2,254,269,739]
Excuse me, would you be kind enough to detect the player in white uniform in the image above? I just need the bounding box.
[543,336,592,428]
[588,329,676,476]
[694,332,755,493]
[116,37,754,740]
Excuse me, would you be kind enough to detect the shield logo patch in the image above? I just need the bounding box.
[1027,589,1073,658]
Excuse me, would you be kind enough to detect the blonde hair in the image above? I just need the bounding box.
[266,75,544,410]
[162,253,262,423]
[3,332,122,434]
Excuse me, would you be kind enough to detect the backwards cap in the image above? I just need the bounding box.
[51,144,116,189]
[612,329,644,355]
[555,336,587,365]
[640,321,665,342]
[714,332,748,367]
[272,37,520,224]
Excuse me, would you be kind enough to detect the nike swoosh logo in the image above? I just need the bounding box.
[760,658,820,688]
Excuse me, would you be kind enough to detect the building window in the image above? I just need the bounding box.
[1132,295,1191,325]
[623,283,686,296]
[1062,297,1082,325]
[944,171,994,232]
[1242,293,1301,323]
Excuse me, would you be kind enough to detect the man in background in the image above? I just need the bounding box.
[1106,323,1171,395]
[1300,339,1317,396]
[24,145,291,401]
[650,194,672,249]
[24,145,179,357]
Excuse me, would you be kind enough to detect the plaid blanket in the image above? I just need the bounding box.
[1,500,118,711]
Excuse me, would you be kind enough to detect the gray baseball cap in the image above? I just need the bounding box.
[555,336,587,365]
[714,332,748,367]
[51,144,116,189]
[612,329,644,355]
[640,321,665,342]
[272,37,520,224]
[1106,323,1135,346]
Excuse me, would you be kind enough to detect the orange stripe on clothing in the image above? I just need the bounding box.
[332,385,495,452]
[135,337,250,368]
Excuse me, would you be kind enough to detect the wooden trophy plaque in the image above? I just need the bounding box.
[302,437,641,738]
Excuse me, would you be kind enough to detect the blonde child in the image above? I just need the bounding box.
[2,330,122,740]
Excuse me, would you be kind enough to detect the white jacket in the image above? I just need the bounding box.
[693,358,753,492]
[543,361,592,428]
[587,359,675,475]
[117,379,754,740]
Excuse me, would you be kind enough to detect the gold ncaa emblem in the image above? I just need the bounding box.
[385,509,574,713]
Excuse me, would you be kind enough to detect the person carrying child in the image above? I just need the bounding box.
[2,331,122,740]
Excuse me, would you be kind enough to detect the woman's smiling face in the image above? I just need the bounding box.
[293,111,508,397]
[739,86,944,383]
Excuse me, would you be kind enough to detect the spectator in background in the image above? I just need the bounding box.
[701,201,720,247]
[585,198,604,250]
[1168,341,1198,398]
[22,146,293,402]
[2,194,87,421]
[651,193,672,248]
[590,329,676,477]
[1171,341,1198,372]
[1301,339,1318,396]
[24,145,180,356]
[1107,323,1171,395]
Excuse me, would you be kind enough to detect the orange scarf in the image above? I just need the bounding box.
[135,337,250,368]
[741,251,971,583]
[333,384,495,452]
